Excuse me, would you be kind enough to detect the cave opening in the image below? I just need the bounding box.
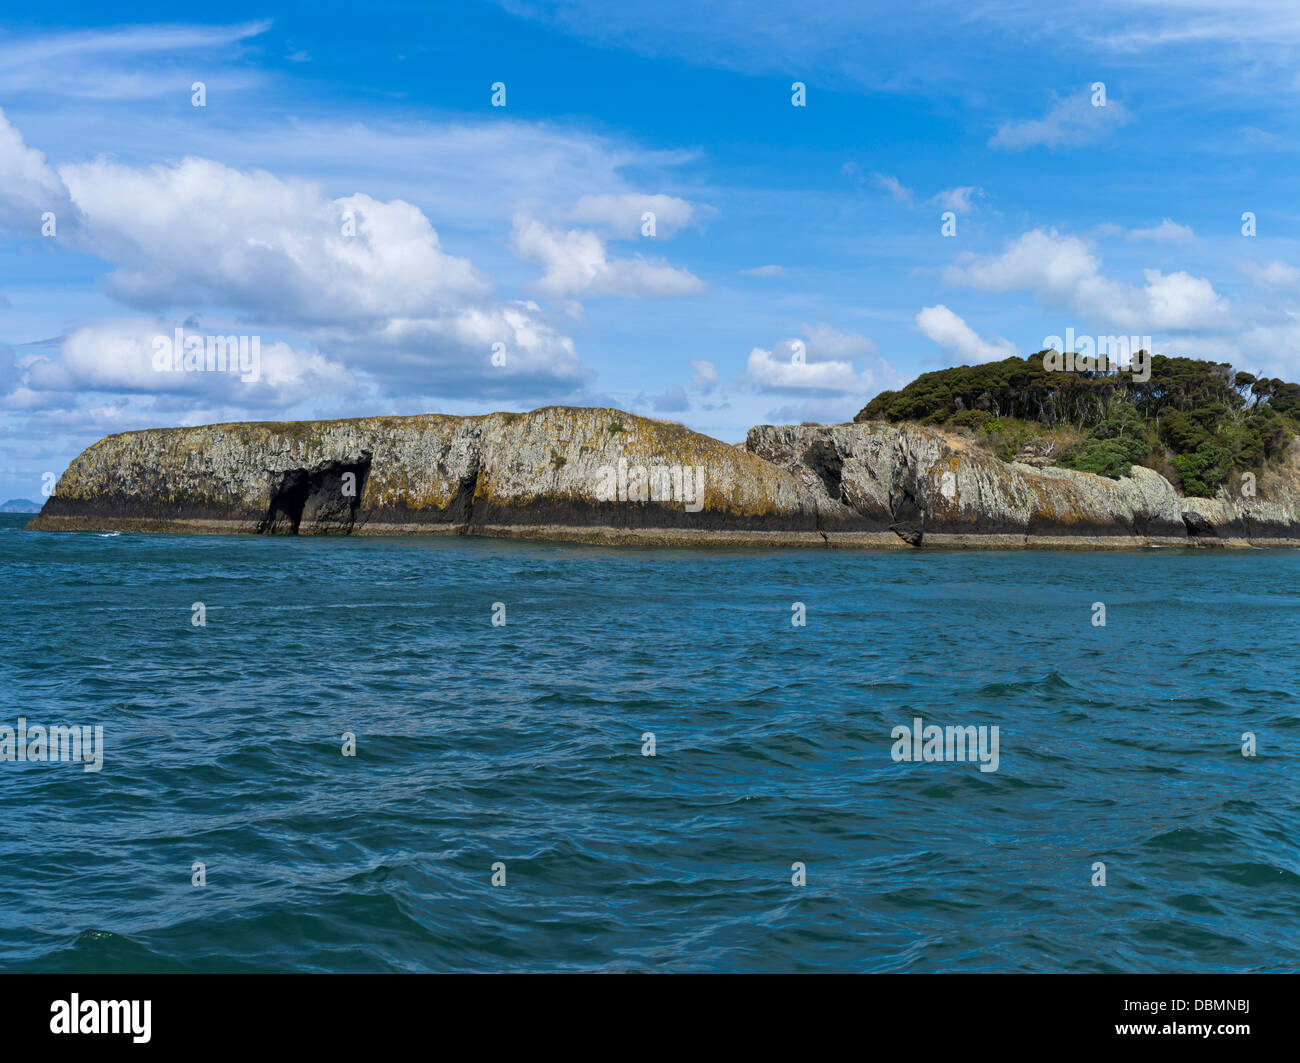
[259,456,372,534]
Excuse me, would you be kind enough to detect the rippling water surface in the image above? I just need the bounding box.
[2,513,1298,972]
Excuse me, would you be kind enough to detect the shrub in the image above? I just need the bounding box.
[948,409,993,430]
[1056,437,1146,479]
[1172,442,1233,497]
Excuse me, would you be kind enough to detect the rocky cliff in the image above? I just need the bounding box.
[747,421,1300,547]
[27,407,1300,547]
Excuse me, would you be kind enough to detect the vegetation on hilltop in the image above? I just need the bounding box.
[855,352,1300,496]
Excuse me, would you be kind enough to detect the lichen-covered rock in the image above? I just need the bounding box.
[31,407,830,544]
[746,421,1300,546]
[27,407,1300,547]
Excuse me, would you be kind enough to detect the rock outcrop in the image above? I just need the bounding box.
[747,421,1300,547]
[27,407,1300,547]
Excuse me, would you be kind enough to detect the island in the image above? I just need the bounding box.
[27,353,1300,548]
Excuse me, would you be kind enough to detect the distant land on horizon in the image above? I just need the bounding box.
[0,499,41,514]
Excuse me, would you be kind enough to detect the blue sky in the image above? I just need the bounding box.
[2,1,1300,500]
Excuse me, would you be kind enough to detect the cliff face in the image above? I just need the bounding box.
[30,408,833,545]
[27,407,1300,547]
[747,422,1300,547]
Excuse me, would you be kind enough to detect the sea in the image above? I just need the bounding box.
[1,512,1297,972]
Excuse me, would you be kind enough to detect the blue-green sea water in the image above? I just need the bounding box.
[2,512,1298,972]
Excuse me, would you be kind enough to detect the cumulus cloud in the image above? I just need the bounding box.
[510,213,705,299]
[915,305,1019,364]
[745,346,868,392]
[18,319,355,406]
[0,86,725,497]
[309,300,586,397]
[990,89,1133,150]
[742,323,881,394]
[58,156,490,321]
[0,108,591,403]
[943,228,1229,331]
[0,108,75,231]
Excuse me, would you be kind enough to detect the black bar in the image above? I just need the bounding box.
[2,973,1285,1051]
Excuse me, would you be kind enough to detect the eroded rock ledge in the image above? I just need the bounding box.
[26,407,1300,548]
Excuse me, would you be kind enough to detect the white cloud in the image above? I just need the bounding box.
[945,228,1097,294]
[742,324,881,394]
[20,319,355,406]
[510,214,705,299]
[1139,270,1227,331]
[932,186,985,213]
[943,228,1229,331]
[740,264,785,277]
[690,359,719,391]
[311,300,586,396]
[872,172,914,205]
[989,89,1133,150]
[0,107,74,230]
[162,118,700,238]
[1239,259,1300,288]
[568,192,705,238]
[801,322,878,360]
[0,21,271,100]
[745,346,867,392]
[1128,217,1195,242]
[915,305,1019,364]
[1090,2,1300,51]
[58,156,490,321]
[0,108,591,405]
[1158,313,1300,383]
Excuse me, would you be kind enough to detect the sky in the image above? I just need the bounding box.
[2,0,1300,501]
